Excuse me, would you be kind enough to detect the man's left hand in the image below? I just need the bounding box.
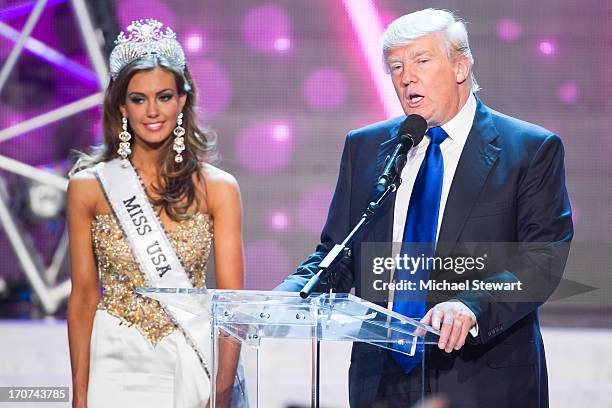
[420,300,477,353]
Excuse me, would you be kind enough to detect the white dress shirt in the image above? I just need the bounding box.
[392,93,476,244]
[388,93,479,335]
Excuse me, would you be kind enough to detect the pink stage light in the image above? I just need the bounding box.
[117,0,176,33]
[557,81,579,104]
[244,241,291,289]
[378,9,398,28]
[5,110,26,128]
[185,32,205,54]
[243,4,292,54]
[269,211,290,231]
[236,121,294,175]
[297,186,335,234]
[272,124,290,142]
[303,68,347,111]
[496,19,522,43]
[273,38,291,52]
[538,40,556,56]
[342,0,403,118]
[188,59,231,117]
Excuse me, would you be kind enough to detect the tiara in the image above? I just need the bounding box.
[109,19,186,80]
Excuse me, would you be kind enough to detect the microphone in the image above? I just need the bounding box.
[376,114,427,192]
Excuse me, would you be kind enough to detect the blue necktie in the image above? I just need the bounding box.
[392,126,448,373]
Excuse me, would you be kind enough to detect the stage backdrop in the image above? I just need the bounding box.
[0,0,611,318]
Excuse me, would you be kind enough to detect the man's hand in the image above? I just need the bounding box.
[412,396,449,408]
[420,300,476,353]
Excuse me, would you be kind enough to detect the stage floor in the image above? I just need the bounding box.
[1,320,611,407]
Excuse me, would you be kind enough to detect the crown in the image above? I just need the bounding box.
[109,19,186,80]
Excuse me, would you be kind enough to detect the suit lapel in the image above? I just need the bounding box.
[437,100,501,254]
[370,118,404,243]
[361,118,403,305]
[371,119,404,193]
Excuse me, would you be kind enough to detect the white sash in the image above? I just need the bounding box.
[95,158,211,378]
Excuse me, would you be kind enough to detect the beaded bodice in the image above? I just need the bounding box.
[92,212,213,345]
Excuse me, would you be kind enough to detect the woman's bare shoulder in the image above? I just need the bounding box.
[201,163,239,188]
[67,167,106,215]
[69,166,97,181]
[199,163,240,213]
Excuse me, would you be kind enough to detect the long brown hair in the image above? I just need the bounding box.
[72,54,217,220]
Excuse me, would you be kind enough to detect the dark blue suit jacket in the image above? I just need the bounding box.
[276,98,573,407]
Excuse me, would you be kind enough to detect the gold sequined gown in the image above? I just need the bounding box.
[87,212,213,408]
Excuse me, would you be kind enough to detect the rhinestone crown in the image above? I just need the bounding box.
[109,19,185,80]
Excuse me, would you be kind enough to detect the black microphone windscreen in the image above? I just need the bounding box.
[399,114,427,146]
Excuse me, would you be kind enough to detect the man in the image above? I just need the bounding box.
[276,8,572,408]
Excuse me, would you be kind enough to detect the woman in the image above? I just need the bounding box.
[67,19,244,407]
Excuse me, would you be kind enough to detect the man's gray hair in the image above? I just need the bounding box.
[382,8,480,92]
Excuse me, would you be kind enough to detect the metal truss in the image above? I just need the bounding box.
[0,0,108,314]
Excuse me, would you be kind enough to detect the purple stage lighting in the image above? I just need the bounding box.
[243,4,291,54]
[297,186,334,234]
[378,9,398,28]
[303,68,347,111]
[0,0,66,22]
[538,40,556,56]
[236,121,294,175]
[342,0,402,118]
[5,124,61,165]
[189,59,231,117]
[1,106,26,128]
[557,81,579,104]
[496,19,522,43]
[117,0,176,32]
[268,211,290,231]
[273,37,291,52]
[184,31,206,54]
[272,123,290,141]
[0,3,98,87]
[244,240,291,289]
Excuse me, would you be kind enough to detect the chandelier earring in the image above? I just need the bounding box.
[173,112,186,163]
[117,116,132,167]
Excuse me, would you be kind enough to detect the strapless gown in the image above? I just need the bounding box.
[87,212,213,408]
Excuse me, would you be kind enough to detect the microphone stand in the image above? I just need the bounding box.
[298,153,407,408]
[299,170,403,299]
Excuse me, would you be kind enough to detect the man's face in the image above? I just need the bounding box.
[386,34,469,127]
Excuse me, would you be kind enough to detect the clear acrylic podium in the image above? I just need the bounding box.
[139,288,440,407]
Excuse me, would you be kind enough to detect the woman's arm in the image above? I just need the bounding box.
[66,177,100,408]
[205,165,244,290]
[203,165,244,407]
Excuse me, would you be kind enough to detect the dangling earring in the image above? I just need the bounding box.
[173,112,186,163]
[117,116,132,167]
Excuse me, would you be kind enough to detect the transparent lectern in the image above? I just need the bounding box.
[139,288,440,407]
